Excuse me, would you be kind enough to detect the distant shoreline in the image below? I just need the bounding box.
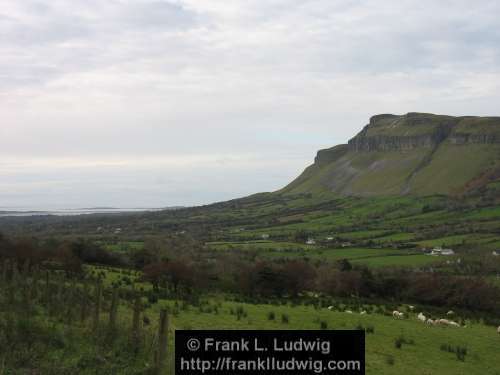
[0,207,178,217]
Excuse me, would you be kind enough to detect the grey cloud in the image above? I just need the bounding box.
[0,0,199,91]
[115,1,196,29]
[0,0,499,207]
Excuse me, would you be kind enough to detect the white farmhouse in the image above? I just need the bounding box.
[430,246,455,256]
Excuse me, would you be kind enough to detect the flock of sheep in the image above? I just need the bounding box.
[328,304,500,334]
[392,307,500,333]
[391,307,461,326]
[411,311,461,327]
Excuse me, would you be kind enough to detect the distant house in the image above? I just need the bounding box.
[341,242,352,248]
[261,234,270,240]
[306,238,316,245]
[430,246,455,256]
[326,236,334,241]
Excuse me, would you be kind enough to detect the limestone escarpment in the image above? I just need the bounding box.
[348,133,441,151]
[448,133,500,144]
[347,113,500,152]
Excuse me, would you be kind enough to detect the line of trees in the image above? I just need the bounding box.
[2,233,499,316]
[140,254,500,316]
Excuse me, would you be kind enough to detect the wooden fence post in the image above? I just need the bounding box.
[81,280,89,323]
[22,259,30,278]
[131,295,142,350]
[31,265,39,301]
[8,261,18,305]
[109,288,119,334]
[11,261,18,284]
[55,275,64,317]
[156,309,169,375]
[65,286,75,325]
[92,281,102,332]
[1,260,6,284]
[0,260,8,304]
[44,270,51,309]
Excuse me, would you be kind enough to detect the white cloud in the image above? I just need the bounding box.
[0,0,499,207]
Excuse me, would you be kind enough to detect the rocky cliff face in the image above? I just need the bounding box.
[348,133,442,151]
[347,113,500,152]
[448,133,500,144]
[314,145,349,166]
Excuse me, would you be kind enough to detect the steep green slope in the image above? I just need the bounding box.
[281,113,500,196]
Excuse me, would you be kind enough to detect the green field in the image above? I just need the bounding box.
[206,240,442,268]
[352,254,442,268]
[69,264,500,375]
[140,297,500,375]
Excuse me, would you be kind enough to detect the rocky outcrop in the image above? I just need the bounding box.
[348,133,441,151]
[448,133,500,145]
[314,145,349,166]
[346,113,500,152]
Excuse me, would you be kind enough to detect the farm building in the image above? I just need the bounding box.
[430,246,455,256]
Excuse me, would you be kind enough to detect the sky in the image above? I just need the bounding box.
[1,0,500,208]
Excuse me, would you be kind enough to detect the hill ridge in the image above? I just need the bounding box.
[281,112,500,197]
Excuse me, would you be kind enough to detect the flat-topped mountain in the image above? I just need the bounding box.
[281,113,500,196]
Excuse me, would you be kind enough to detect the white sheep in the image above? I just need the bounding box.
[360,310,367,315]
[497,326,500,334]
[446,310,454,316]
[345,310,353,314]
[437,319,450,325]
[417,313,426,322]
[393,310,404,319]
[448,321,460,327]
[327,306,334,311]
[408,305,415,311]
[426,318,435,325]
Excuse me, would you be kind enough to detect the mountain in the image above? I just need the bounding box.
[281,112,500,197]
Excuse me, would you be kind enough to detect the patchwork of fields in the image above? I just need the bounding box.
[3,192,499,374]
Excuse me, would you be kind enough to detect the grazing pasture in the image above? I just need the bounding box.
[79,266,500,374]
[207,241,443,268]
[145,297,500,375]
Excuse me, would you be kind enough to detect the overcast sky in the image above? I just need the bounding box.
[1,0,499,208]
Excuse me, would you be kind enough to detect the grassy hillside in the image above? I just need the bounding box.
[3,263,498,375]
